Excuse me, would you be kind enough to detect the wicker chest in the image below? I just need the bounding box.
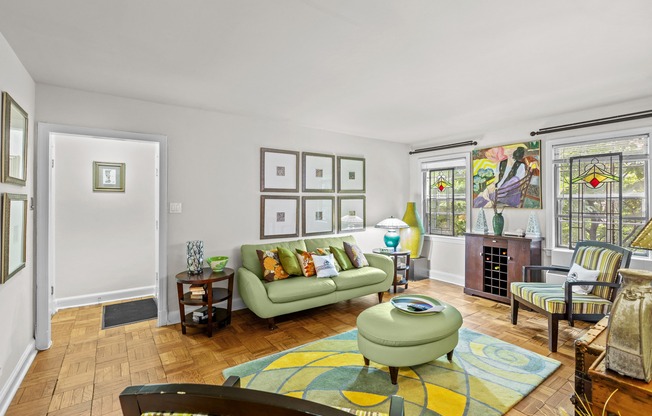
[574,316,609,409]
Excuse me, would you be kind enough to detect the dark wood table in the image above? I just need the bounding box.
[176,267,234,337]
[372,249,410,293]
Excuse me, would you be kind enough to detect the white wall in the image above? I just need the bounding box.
[410,96,652,285]
[35,84,410,322]
[52,134,157,306]
[0,33,36,414]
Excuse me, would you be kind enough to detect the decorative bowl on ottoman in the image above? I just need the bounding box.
[206,256,229,272]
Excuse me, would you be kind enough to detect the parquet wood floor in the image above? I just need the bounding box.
[7,279,589,416]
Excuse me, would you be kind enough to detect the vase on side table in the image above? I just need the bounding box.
[187,240,204,275]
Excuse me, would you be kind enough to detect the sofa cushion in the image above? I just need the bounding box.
[330,245,354,270]
[242,240,308,279]
[315,248,342,271]
[277,246,302,276]
[256,249,289,282]
[265,276,337,303]
[344,241,369,268]
[331,267,387,290]
[295,250,316,277]
[313,254,339,278]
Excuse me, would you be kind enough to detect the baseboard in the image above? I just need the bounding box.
[0,340,37,416]
[428,270,464,286]
[166,297,247,325]
[55,286,155,310]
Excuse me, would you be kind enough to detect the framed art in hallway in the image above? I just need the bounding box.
[260,148,300,192]
[337,156,365,193]
[1,193,27,283]
[1,91,28,185]
[302,196,335,236]
[302,152,335,192]
[261,195,300,239]
[338,196,366,232]
[93,161,126,192]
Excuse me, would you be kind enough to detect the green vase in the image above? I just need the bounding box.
[400,202,425,257]
[493,213,504,236]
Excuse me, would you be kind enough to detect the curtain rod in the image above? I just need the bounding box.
[530,109,652,136]
[409,140,477,155]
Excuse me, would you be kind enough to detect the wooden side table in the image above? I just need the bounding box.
[176,267,234,337]
[372,249,410,293]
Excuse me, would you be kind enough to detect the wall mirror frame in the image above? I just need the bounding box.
[1,193,28,283]
[1,92,28,185]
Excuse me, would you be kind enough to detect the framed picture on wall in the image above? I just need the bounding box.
[261,195,300,239]
[302,196,334,236]
[302,152,335,192]
[337,156,365,193]
[93,161,126,192]
[338,196,366,233]
[260,148,299,192]
[1,193,27,283]
[1,92,28,185]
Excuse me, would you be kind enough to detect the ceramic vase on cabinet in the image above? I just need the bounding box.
[605,268,652,382]
[187,240,204,275]
[400,202,425,257]
[492,213,504,236]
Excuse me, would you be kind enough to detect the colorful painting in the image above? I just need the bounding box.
[472,141,541,209]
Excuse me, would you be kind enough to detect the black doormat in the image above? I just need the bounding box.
[102,298,158,329]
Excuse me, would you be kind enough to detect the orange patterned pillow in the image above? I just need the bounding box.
[295,249,316,277]
[256,249,289,282]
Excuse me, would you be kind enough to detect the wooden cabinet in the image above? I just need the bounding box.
[464,233,542,303]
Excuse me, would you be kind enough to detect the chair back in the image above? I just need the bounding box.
[569,241,632,300]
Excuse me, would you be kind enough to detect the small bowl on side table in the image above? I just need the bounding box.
[206,256,229,272]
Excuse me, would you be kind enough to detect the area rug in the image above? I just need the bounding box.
[223,328,560,416]
[102,298,157,329]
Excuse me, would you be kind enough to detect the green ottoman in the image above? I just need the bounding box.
[356,297,463,384]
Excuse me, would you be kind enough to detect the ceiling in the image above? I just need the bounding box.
[1,0,651,144]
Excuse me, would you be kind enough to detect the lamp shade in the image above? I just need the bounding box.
[375,217,409,230]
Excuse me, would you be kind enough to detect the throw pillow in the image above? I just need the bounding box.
[295,249,316,277]
[312,253,339,278]
[344,241,369,268]
[256,249,289,282]
[315,248,342,271]
[277,246,302,276]
[329,245,355,270]
[562,262,600,295]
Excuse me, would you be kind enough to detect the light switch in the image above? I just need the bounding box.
[169,202,182,214]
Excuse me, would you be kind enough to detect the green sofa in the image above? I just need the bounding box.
[238,235,394,328]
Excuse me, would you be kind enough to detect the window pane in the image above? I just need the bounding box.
[425,166,466,236]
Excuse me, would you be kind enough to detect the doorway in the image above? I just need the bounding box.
[36,123,168,350]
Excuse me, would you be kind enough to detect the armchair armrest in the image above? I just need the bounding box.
[564,280,621,303]
[522,265,570,282]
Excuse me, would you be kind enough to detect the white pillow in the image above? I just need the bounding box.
[312,254,339,278]
[562,263,600,295]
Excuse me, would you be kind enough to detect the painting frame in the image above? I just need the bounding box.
[302,152,335,193]
[1,193,28,283]
[337,195,366,233]
[302,196,335,236]
[1,92,28,186]
[471,140,542,209]
[260,148,300,192]
[337,156,366,193]
[93,161,126,192]
[260,195,300,239]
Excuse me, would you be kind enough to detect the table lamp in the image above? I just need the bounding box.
[605,217,652,382]
[375,216,409,251]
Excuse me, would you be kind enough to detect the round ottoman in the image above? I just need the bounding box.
[356,297,463,384]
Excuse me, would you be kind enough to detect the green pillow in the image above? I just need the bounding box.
[277,247,302,276]
[329,245,354,271]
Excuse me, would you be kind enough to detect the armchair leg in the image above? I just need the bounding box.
[548,314,559,352]
[511,297,519,325]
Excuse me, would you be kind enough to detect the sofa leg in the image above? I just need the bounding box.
[267,318,277,330]
[388,367,398,385]
[377,292,384,303]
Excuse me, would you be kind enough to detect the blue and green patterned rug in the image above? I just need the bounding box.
[223,328,560,416]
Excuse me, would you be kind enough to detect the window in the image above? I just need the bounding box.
[422,157,468,236]
[553,134,649,249]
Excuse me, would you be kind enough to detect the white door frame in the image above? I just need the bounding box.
[35,122,168,350]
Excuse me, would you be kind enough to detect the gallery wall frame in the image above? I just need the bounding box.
[302,152,335,192]
[261,148,300,192]
[93,161,126,192]
[337,195,366,233]
[1,91,28,185]
[302,196,335,236]
[337,156,366,193]
[1,193,28,283]
[260,195,300,239]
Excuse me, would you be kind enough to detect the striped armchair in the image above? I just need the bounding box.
[510,241,632,352]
